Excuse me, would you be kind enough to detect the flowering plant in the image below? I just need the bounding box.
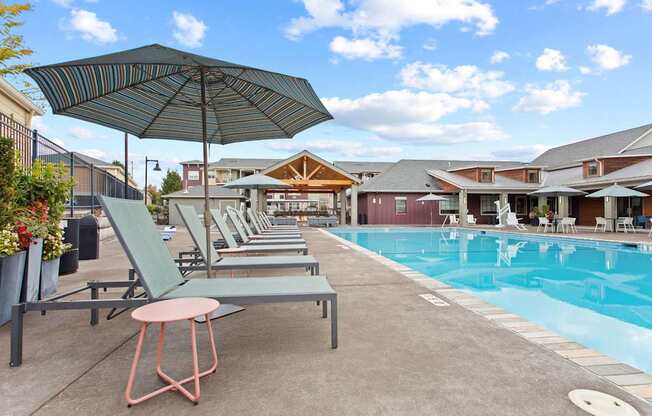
[42,226,70,261]
[14,202,49,250]
[0,226,19,257]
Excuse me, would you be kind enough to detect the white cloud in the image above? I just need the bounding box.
[79,149,106,160]
[422,38,437,51]
[267,140,402,158]
[69,126,94,140]
[32,117,48,134]
[51,0,74,7]
[322,89,507,144]
[535,48,568,72]
[491,144,550,160]
[579,66,592,74]
[285,0,499,42]
[587,44,631,70]
[643,0,652,10]
[172,11,207,48]
[329,36,402,60]
[587,0,627,15]
[63,9,118,44]
[490,50,510,64]
[399,62,515,99]
[50,138,66,148]
[513,80,585,114]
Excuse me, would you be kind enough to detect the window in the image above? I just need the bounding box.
[480,195,499,215]
[439,195,459,215]
[515,196,527,215]
[479,169,493,183]
[395,197,407,214]
[587,161,600,177]
[527,170,539,183]
[187,170,200,181]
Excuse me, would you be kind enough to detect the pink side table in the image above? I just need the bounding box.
[125,297,220,407]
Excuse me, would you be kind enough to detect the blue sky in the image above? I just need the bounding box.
[20,0,652,186]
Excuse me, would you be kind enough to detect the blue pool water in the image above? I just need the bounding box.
[330,227,652,373]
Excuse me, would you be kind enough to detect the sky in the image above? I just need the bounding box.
[19,0,652,186]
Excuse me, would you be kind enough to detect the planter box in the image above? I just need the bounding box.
[0,251,27,325]
[40,257,61,298]
[21,238,43,303]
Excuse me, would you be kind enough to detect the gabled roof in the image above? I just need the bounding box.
[333,161,395,174]
[162,185,245,199]
[359,159,523,193]
[262,150,361,183]
[210,158,281,170]
[532,123,652,168]
[179,159,204,165]
[565,159,652,188]
[428,169,540,192]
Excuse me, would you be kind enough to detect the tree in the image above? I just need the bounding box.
[111,160,131,177]
[0,2,32,76]
[160,169,182,195]
[147,184,161,205]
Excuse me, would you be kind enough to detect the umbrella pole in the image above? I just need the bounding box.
[200,67,213,278]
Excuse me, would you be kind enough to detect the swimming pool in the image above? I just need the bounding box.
[329,227,652,373]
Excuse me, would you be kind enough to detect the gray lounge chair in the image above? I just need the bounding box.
[175,206,315,276]
[250,208,298,232]
[226,207,302,244]
[9,196,337,367]
[247,208,299,235]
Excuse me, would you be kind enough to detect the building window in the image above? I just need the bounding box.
[479,169,493,183]
[515,196,527,215]
[188,170,200,181]
[395,197,407,214]
[439,195,459,215]
[587,161,599,177]
[527,170,539,183]
[480,195,499,215]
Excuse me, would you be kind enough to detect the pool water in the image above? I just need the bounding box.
[330,227,652,373]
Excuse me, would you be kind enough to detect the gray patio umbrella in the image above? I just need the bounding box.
[586,184,648,198]
[636,180,652,191]
[528,186,587,197]
[26,44,332,277]
[417,193,447,225]
[223,174,290,190]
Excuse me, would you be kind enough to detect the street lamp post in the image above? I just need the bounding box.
[144,156,161,204]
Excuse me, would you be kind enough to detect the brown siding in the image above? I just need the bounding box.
[182,164,203,188]
[643,197,652,216]
[582,160,602,178]
[453,168,479,181]
[577,197,604,226]
[495,168,541,183]
[364,192,447,225]
[601,156,652,175]
[436,179,461,192]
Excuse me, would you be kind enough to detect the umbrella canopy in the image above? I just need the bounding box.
[224,174,290,190]
[528,186,586,197]
[636,180,652,191]
[586,184,648,198]
[417,193,448,202]
[27,44,332,277]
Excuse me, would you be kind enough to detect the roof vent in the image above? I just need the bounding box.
[568,389,639,416]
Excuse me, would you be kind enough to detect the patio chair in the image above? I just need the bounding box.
[448,215,459,225]
[537,217,552,233]
[467,215,477,225]
[594,217,607,232]
[175,205,319,274]
[226,207,301,244]
[557,217,577,233]
[616,217,636,233]
[9,196,337,367]
[255,209,298,231]
[210,208,305,248]
[247,208,299,235]
[506,213,527,231]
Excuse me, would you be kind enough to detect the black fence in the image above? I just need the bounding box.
[2,111,143,216]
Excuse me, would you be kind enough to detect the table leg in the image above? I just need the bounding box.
[190,319,201,403]
[125,323,148,407]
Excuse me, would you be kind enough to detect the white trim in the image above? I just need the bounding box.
[0,77,44,116]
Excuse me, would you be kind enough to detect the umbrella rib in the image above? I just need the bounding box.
[222,75,292,138]
[140,75,194,137]
[54,66,194,114]
[208,105,225,143]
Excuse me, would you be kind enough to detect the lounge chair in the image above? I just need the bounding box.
[506,213,527,231]
[227,207,301,242]
[466,215,477,225]
[245,207,299,235]
[176,205,312,272]
[9,196,337,367]
[254,209,298,231]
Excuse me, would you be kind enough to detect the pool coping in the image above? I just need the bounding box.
[320,228,652,405]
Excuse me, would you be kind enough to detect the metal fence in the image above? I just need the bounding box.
[2,111,143,217]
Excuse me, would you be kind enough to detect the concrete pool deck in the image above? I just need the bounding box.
[1,226,652,415]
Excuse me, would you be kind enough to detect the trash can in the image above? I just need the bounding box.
[59,218,79,275]
[79,215,100,260]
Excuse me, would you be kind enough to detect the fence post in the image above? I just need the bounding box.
[69,152,75,217]
[31,129,38,164]
[90,163,95,212]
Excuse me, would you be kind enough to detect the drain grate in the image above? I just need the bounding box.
[419,294,449,307]
[568,389,639,416]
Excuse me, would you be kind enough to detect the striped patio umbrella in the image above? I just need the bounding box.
[26,44,333,277]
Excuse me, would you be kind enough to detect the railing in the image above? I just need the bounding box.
[3,111,143,217]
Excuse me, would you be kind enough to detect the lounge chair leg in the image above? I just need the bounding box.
[10,303,24,367]
[90,287,99,326]
[330,296,338,349]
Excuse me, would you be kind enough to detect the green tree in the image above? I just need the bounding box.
[160,169,182,195]
[0,2,32,76]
